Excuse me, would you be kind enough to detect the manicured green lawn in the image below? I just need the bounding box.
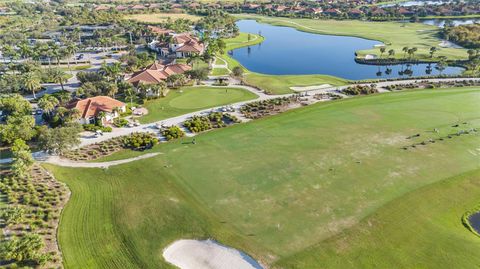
[244,73,347,94]
[138,86,258,123]
[277,169,480,268]
[47,87,480,268]
[237,14,469,61]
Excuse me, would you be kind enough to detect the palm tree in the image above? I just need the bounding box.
[388,49,395,59]
[402,46,409,59]
[38,94,59,119]
[18,42,32,59]
[124,87,137,107]
[379,47,386,59]
[429,47,438,58]
[50,68,68,91]
[65,41,78,69]
[23,72,41,99]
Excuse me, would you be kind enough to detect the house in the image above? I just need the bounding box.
[115,5,128,11]
[148,3,162,9]
[306,7,323,14]
[126,62,192,85]
[348,8,364,17]
[275,5,288,12]
[398,7,414,16]
[94,5,110,11]
[130,4,146,10]
[66,96,126,125]
[371,8,388,16]
[148,26,173,36]
[323,8,342,16]
[151,33,205,58]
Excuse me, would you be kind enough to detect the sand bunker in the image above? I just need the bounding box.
[290,84,332,92]
[163,239,264,269]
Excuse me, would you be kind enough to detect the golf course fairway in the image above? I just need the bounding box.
[45,87,480,268]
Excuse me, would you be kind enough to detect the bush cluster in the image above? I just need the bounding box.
[162,126,185,141]
[83,124,112,132]
[123,132,158,150]
[341,85,378,95]
[113,118,129,127]
[183,116,213,133]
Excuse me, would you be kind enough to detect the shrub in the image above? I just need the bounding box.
[183,116,212,133]
[113,118,129,127]
[123,132,158,150]
[162,126,185,141]
[83,124,112,132]
[232,66,244,77]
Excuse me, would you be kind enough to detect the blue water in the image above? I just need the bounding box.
[469,211,480,234]
[231,20,464,80]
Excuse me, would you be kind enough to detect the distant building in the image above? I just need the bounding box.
[66,96,126,125]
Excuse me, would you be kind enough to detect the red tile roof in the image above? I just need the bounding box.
[66,96,125,119]
[127,63,191,84]
[148,26,173,35]
[176,40,204,53]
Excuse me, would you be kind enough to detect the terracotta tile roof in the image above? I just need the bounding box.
[66,96,125,119]
[94,5,110,11]
[127,63,191,84]
[147,62,166,70]
[130,4,146,10]
[173,33,195,44]
[148,26,173,35]
[176,40,204,53]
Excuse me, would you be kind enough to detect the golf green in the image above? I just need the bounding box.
[139,86,258,123]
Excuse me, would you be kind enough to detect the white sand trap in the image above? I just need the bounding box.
[290,84,332,92]
[163,239,264,269]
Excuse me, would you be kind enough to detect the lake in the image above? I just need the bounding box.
[469,211,480,234]
[422,18,480,27]
[231,20,464,80]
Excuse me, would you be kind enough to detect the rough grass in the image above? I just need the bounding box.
[47,87,480,268]
[237,14,469,61]
[138,86,258,123]
[125,13,201,23]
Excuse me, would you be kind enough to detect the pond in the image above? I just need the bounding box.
[469,211,480,234]
[422,18,480,27]
[231,20,464,80]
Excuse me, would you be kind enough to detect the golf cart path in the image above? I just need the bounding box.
[42,152,161,168]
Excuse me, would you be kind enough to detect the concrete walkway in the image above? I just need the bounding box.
[42,152,161,168]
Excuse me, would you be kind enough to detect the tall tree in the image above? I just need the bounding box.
[23,72,41,99]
